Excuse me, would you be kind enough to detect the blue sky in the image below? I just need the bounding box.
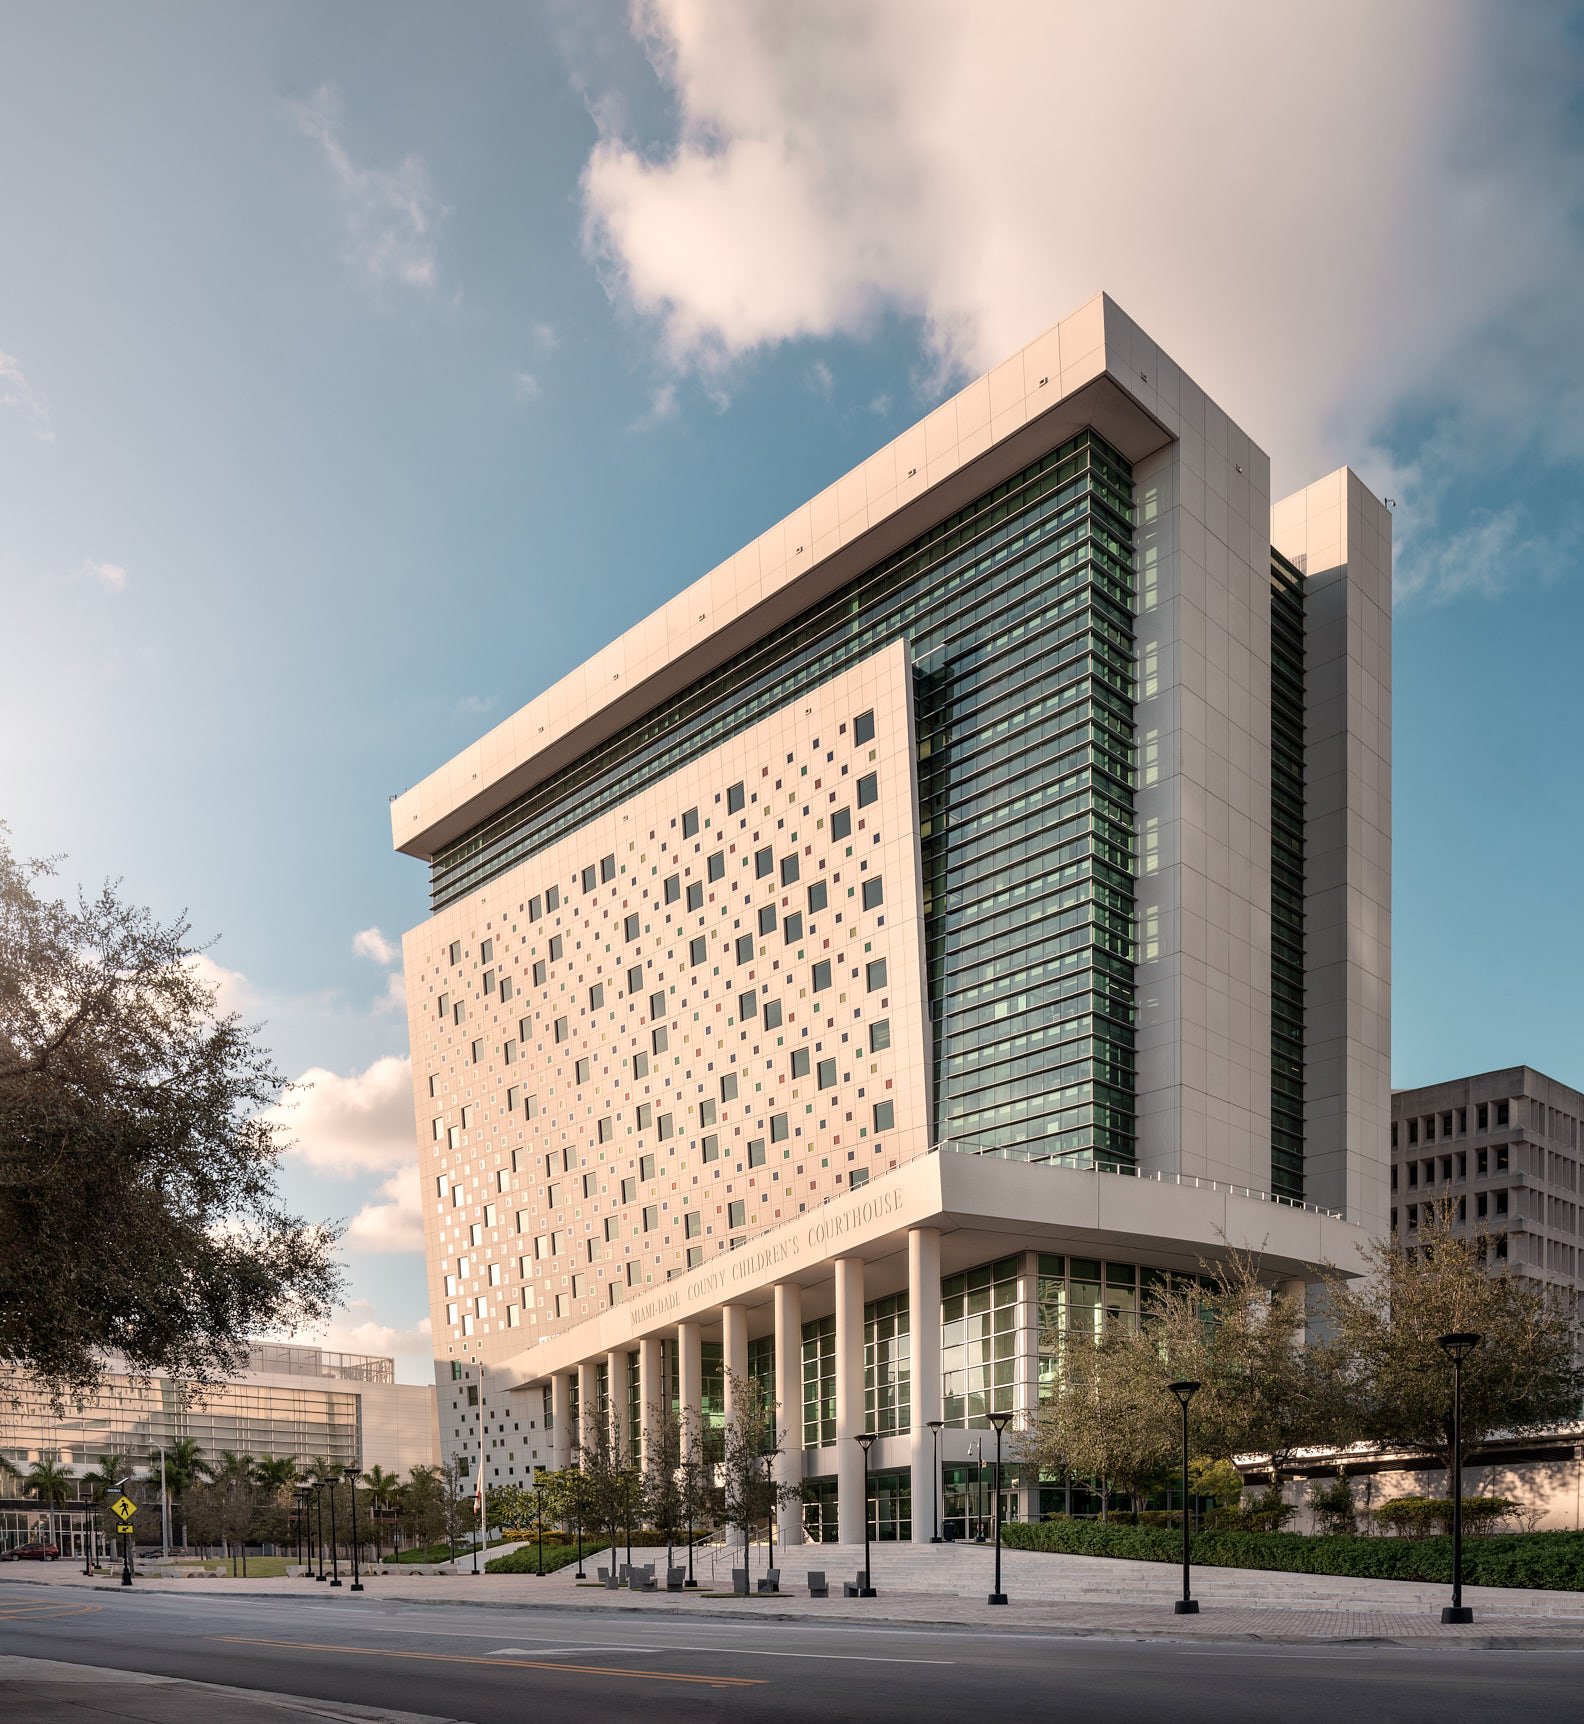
[3,2,1581,1381]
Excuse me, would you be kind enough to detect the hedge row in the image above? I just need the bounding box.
[487,1543,587,1576]
[998,1519,1584,1590]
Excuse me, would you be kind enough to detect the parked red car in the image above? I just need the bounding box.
[0,1542,60,1561]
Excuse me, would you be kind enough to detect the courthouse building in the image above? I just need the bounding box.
[393,293,1392,1541]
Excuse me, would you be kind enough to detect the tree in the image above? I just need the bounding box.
[0,827,343,1404]
[361,1464,400,1560]
[1320,1201,1584,1485]
[212,1450,259,1574]
[1021,1318,1177,1520]
[718,1372,800,1577]
[572,1415,637,1567]
[640,1401,686,1573]
[24,1456,73,1550]
[398,1464,446,1552]
[148,1438,212,1549]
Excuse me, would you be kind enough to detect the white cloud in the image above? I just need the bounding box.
[512,369,543,402]
[580,2,1584,502]
[185,951,255,1019]
[344,1167,425,1253]
[352,926,398,966]
[453,692,497,717]
[291,84,445,295]
[530,321,559,354]
[85,559,127,592]
[268,1053,416,1175]
[806,359,834,402]
[279,1302,432,1379]
[0,351,53,442]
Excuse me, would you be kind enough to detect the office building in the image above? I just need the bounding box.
[393,292,1392,1539]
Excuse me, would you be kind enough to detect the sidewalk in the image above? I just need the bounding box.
[0,1654,453,1723]
[10,1553,1584,1650]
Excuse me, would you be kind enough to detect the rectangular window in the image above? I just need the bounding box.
[727,782,746,813]
[554,1016,569,1043]
[650,991,667,1020]
[658,1112,675,1140]
[503,1039,518,1066]
[857,772,878,808]
[812,960,832,991]
[589,982,604,1009]
[437,993,449,1019]
[873,1100,895,1131]
[640,1153,656,1181]
[633,1050,649,1078]
[699,1097,717,1127]
[453,1001,465,1025]
[735,933,754,963]
[582,1172,598,1199]
[770,1113,789,1142]
[818,1058,837,1089]
[482,969,495,994]
[869,1019,891,1052]
[643,1205,659,1232]
[687,881,704,912]
[748,1139,766,1168]
[684,1211,701,1239]
[707,851,725,882]
[652,1024,669,1054]
[807,880,828,914]
[682,807,700,838]
[762,998,783,1030]
[582,864,597,893]
[470,1038,485,1063]
[620,1175,637,1204]
[533,960,547,987]
[720,1073,738,1102]
[549,934,564,961]
[686,1245,704,1269]
[529,895,543,921]
[783,911,804,943]
[597,1115,613,1143]
[627,964,644,994]
[758,904,777,935]
[499,975,513,1003]
[702,1133,720,1162]
[831,807,852,840]
[853,709,875,744]
[545,886,559,912]
[737,989,757,1021]
[664,874,681,904]
[637,1102,653,1130]
[624,913,641,941]
[690,935,708,965]
[780,854,800,886]
[728,1199,746,1228]
[604,1215,620,1242]
[866,958,888,991]
[754,846,774,878]
[862,877,884,910]
[449,941,462,965]
[601,853,616,883]
[575,1057,590,1084]
[791,1048,811,1079]
[1497,1101,1510,1127]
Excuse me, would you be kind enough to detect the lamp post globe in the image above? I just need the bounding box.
[1438,1332,1482,1625]
[1166,1380,1200,1615]
[855,1433,878,1597]
[985,1409,1013,1604]
[926,1420,944,1543]
[343,1467,364,1593]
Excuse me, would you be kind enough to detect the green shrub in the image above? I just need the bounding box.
[1309,1474,1357,1537]
[487,1544,587,1576]
[1372,1497,1519,1538]
[1000,1518,1584,1589]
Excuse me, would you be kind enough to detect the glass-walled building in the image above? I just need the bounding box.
[396,294,1392,1539]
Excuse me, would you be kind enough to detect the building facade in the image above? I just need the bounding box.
[0,1345,440,1486]
[1391,1066,1584,1319]
[394,293,1392,1540]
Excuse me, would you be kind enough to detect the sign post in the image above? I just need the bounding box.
[111,1496,137,1587]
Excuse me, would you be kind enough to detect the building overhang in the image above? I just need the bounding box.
[498,1150,1374,1393]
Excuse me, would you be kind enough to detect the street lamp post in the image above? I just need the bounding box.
[684,1463,698,1589]
[926,1420,944,1542]
[854,1433,877,1597]
[343,1467,364,1593]
[297,1487,313,1579]
[315,1483,327,1581]
[1438,1332,1482,1625]
[114,1475,133,1589]
[1167,1380,1201,1615]
[764,1444,777,1586]
[972,1438,985,1541]
[986,1409,1012,1605]
[534,1480,545,1577]
[327,1476,342,1586]
[573,1472,586,1581]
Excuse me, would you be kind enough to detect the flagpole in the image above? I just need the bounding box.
[474,1353,486,1574]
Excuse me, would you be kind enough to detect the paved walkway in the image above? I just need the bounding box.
[10,1546,1584,1648]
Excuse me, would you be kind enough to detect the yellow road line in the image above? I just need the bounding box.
[212,1635,765,1690]
[0,1603,101,1621]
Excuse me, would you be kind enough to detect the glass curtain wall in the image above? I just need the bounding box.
[802,1317,836,1447]
[864,1293,910,1435]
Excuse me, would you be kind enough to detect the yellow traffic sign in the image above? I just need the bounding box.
[110,1495,137,1521]
[116,1522,135,1536]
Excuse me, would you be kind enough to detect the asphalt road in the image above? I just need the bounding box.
[3,1581,1583,1723]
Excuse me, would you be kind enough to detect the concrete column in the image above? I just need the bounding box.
[774,1281,804,1547]
[638,1335,663,1464]
[722,1303,749,1423]
[908,1227,942,1541]
[549,1372,571,1470]
[577,1360,598,1459]
[1278,1277,1310,1347]
[834,1256,866,1544]
[678,1320,703,1448]
[606,1348,630,1459]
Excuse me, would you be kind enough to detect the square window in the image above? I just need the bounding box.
[813,960,832,991]
[862,877,884,910]
[831,807,852,840]
[865,958,887,992]
[780,854,800,886]
[853,709,875,745]
[869,1019,891,1052]
[873,1100,895,1131]
[857,773,878,808]
[727,782,746,813]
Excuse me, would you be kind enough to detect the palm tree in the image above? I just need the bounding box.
[253,1455,299,1500]
[25,1458,74,1552]
[148,1437,211,1550]
[361,1465,400,1560]
[78,1455,125,1571]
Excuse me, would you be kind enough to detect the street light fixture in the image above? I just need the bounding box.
[343,1467,364,1593]
[1166,1380,1201,1615]
[986,1409,1012,1605]
[1438,1332,1482,1625]
[854,1432,878,1597]
[926,1420,944,1543]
